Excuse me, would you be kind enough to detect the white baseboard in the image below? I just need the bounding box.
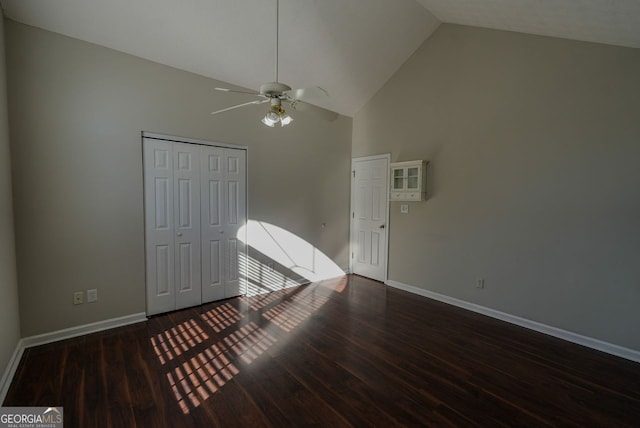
[386,280,640,364]
[0,312,147,404]
[0,339,25,405]
[21,312,147,349]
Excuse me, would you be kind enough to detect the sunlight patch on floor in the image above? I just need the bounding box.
[263,291,330,332]
[201,303,243,333]
[152,219,348,414]
[151,319,209,365]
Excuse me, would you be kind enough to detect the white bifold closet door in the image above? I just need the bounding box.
[200,146,246,303]
[144,137,246,316]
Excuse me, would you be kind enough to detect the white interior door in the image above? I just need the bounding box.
[200,145,225,302]
[145,135,247,314]
[201,146,247,302]
[350,155,389,282]
[222,148,247,298]
[144,139,202,315]
[144,139,176,315]
[173,143,202,310]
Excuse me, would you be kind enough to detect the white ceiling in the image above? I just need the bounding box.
[418,0,640,49]
[1,0,639,117]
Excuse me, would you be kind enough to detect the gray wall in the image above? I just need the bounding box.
[6,20,352,337]
[0,14,21,385]
[353,24,640,351]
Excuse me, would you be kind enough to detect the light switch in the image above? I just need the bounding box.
[400,204,409,214]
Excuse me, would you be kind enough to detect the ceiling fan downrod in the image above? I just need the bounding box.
[275,0,279,83]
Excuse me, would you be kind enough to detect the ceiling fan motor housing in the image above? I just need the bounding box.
[260,82,292,97]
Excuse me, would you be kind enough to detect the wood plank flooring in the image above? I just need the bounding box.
[4,275,640,427]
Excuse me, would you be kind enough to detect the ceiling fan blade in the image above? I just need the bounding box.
[215,87,262,97]
[284,86,329,101]
[287,100,338,122]
[211,99,269,116]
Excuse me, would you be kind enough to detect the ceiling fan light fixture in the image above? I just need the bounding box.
[262,110,280,127]
[261,117,276,127]
[280,114,293,126]
[261,103,293,127]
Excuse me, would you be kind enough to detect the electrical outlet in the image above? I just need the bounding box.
[87,289,98,303]
[73,292,84,305]
[476,278,485,289]
[400,204,409,214]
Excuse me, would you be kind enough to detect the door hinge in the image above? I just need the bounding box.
[352,212,355,218]
[352,252,354,259]
[352,170,355,178]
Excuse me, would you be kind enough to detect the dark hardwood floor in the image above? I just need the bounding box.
[5,275,640,427]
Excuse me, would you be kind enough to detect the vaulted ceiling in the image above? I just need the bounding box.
[2,0,639,117]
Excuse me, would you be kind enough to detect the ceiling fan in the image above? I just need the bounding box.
[211,0,338,127]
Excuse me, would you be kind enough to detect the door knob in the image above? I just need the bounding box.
[379,225,385,229]
[219,230,224,234]
[177,232,183,236]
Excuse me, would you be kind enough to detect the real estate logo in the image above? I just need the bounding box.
[0,407,63,428]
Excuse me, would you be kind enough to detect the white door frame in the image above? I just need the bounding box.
[349,153,390,282]
[142,132,249,315]
[142,132,248,152]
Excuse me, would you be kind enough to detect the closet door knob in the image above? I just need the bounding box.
[177,232,183,237]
